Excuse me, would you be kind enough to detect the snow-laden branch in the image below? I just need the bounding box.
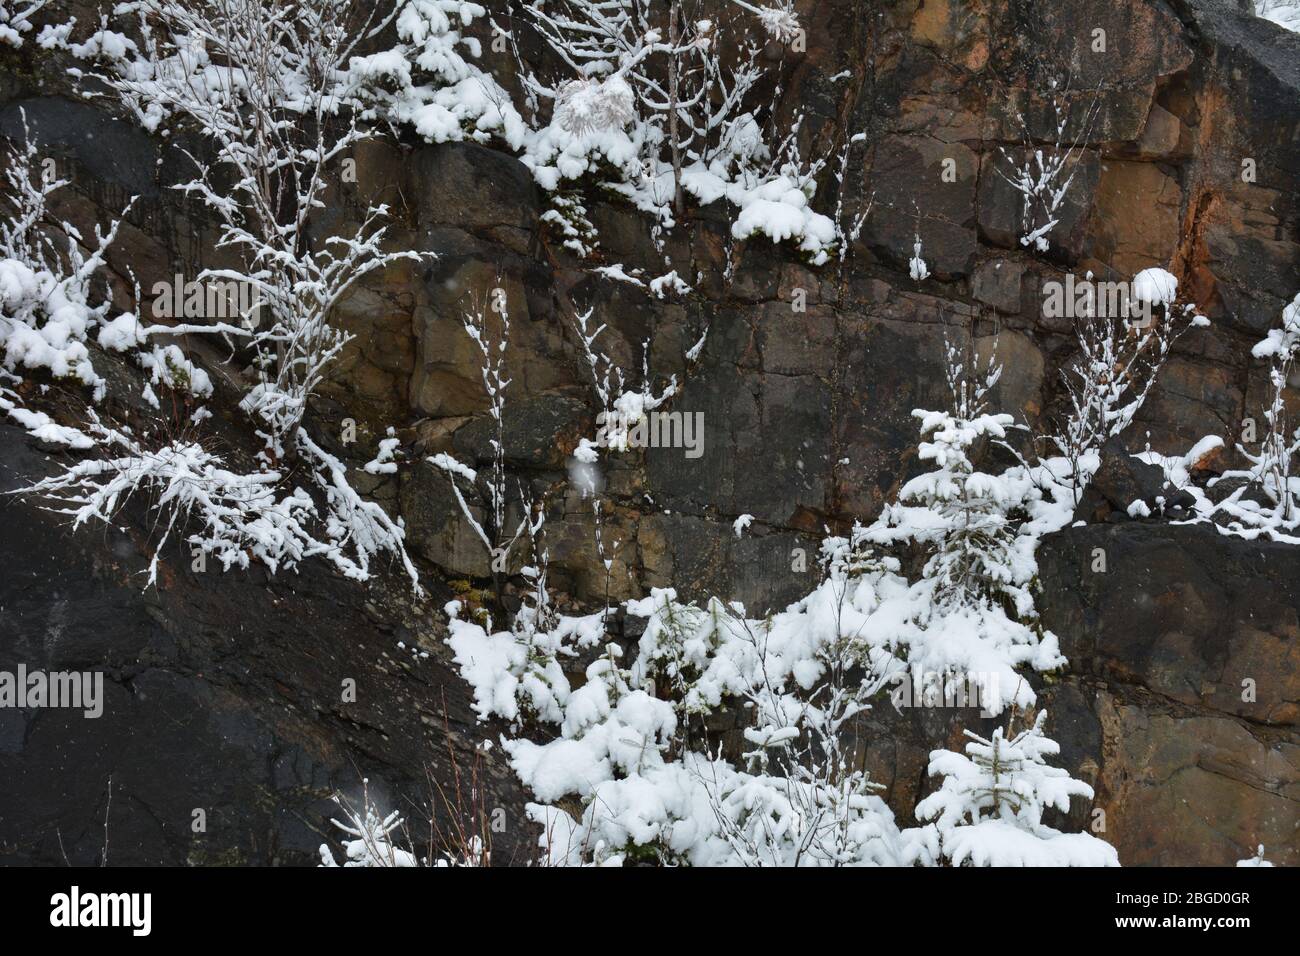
[1048,268,1208,499]
[1,110,134,434]
[74,0,424,451]
[370,1,834,257]
[996,81,1101,254]
[430,287,530,586]
[16,414,421,592]
[0,0,46,46]
[10,6,426,592]
[1215,291,1300,536]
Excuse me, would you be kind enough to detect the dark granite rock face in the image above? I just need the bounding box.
[1036,523,1299,865]
[0,419,533,867]
[0,0,1297,865]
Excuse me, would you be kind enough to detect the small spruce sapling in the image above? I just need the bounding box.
[910,710,1119,866]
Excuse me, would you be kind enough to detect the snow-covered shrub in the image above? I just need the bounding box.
[725,169,838,265]
[0,115,215,451]
[447,595,605,727]
[0,114,128,420]
[516,0,764,215]
[11,3,423,591]
[445,462,1089,868]
[830,132,873,283]
[2,107,217,460]
[730,0,801,43]
[295,429,421,586]
[997,82,1100,254]
[719,115,841,265]
[696,756,905,867]
[75,0,423,452]
[346,0,527,147]
[897,350,1032,612]
[1215,292,1300,538]
[319,786,419,868]
[320,748,503,867]
[25,419,306,586]
[907,710,1119,867]
[319,790,492,867]
[566,303,680,477]
[1048,268,1209,500]
[649,575,908,867]
[448,563,916,866]
[440,332,1121,865]
[0,0,45,47]
[448,514,916,866]
[362,0,837,258]
[553,75,637,137]
[445,518,1102,865]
